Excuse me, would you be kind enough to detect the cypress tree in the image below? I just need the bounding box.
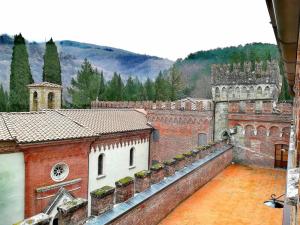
[43,38,61,84]
[9,33,33,111]
[0,84,9,112]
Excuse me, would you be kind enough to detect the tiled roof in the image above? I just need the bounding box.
[0,114,14,141]
[0,109,151,144]
[27,82,62,88]
[58,109,151,134]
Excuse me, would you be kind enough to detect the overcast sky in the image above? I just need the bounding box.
[0,0,276,60]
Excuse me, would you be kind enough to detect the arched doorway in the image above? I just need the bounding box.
[274,144,288,169]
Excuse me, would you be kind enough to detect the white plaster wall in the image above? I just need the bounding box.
[88,139,149,215]
[0,152,25,225]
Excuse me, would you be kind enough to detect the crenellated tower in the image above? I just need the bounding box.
[211,60,281,140]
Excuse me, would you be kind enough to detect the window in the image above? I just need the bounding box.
[152,129,160,142]
[48,92,55,109]
[51,163,69,182]
[198,133,207,146]
[33,91,38,111]
[98,154,104,175]
[129,147,134,166]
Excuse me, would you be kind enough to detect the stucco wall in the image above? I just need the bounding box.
[0,152,25,225]
[88,138,149,215]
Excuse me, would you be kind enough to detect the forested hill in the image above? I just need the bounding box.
[174,43,290,99]
[0,34,173,91]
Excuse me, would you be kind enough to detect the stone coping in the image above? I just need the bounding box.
[150,163,164,171]
[163,159,176,166]
[134,170,151,178]
[115,176,134,187]
[36,178,82,193]
[91,186,115,199]
[86,144,232,225]
[57,198,88,215]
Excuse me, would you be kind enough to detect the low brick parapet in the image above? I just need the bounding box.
[163,159,176,177]
[150,163,165,184]
[174,154,186,171]
[86,145,233,225]
[115,176,134,203]
[90,186,115,216]
[135,170,151,193]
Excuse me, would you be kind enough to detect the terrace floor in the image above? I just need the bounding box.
[159,164,286,225]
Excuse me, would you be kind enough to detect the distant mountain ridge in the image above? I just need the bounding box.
[0,34,173,95]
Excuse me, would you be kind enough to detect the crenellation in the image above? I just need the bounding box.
[91,99,213,112]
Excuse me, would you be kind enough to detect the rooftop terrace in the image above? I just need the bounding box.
[159,164,287,225]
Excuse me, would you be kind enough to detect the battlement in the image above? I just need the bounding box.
[227,100,292,114]
[211,60,280,86]
[91,99,213,111]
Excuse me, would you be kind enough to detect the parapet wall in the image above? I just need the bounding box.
[87,143,233,225]
[228,101,292,114]
[91,100,213,111]
[211,60,280,86]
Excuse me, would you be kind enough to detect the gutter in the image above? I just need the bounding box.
[265,0,300,96]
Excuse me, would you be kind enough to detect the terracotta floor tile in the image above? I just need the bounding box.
[159,164,286,225]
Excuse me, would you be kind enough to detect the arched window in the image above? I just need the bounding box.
[241,86,247,99]
[221,87,227,99]
[48,92,55,109]
[129,147,135,166]
[264,86,270,97]
[235,87,240,99]
[257,86,262,98]
[33,91,38,111]
[215,87,220,98]
[98,154,104,175]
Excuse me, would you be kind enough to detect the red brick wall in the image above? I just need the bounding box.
[228,113,291,167]
[148,110,214,162]
[23,140,91,217]
[107,147,233,225]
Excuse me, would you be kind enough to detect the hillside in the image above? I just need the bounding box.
[0,34,173,93]
[174,43,281,98]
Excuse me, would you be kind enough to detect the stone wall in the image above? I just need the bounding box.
[211,60,280,86]
[86,144,232,225]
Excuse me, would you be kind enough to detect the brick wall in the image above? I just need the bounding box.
[90,147,232,225]
[148,110,214,162]
[228,112,292,167]
[23,140,91,217]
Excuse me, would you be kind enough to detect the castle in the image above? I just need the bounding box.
[0,60,294,225]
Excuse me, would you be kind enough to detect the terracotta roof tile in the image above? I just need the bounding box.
[0,109,151,144]
[58,109,151,134]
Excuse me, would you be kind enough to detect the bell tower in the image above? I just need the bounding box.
[27,82,62,111]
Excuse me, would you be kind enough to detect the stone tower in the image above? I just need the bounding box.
[27,82,62,111]
[211,60,281,140]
